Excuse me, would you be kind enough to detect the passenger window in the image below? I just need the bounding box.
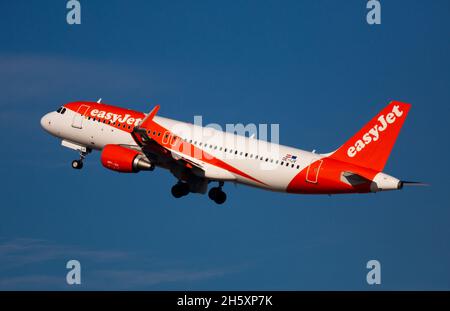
[61,108,66,114]
[297,165,300,169]
[56,107,62,113]
[281,161,284,165]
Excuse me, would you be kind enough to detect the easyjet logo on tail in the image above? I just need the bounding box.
[347,105,404,158]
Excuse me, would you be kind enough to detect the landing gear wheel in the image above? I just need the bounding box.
[214,190,227,205]
[180,183,190,196]
[171,182,190,198]
[171,185,183,198]
[208,187,219,200]
[208,187,227,204]
[72,160,83,170]
[71,149,90,170]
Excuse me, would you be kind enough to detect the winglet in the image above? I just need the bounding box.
[139,105,160,128]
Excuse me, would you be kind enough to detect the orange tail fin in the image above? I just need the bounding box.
[329,101,411,171]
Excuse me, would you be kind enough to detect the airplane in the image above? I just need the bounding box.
[40,100,420,204]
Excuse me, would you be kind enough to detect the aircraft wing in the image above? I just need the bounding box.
[131,105,205,176]
[131,106,239,183]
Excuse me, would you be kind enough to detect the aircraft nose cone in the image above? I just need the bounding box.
[40,113,52,132]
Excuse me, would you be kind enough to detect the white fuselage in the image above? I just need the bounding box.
[41,100,406,196]
[41,107,322,192]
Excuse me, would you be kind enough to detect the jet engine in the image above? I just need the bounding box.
[100,144,153,173]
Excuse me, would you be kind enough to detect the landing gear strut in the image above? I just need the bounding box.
[208,181,227,205]
[171,182,190,198]
[72,151,88,170]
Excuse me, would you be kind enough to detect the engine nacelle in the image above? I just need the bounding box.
[101,144,153,173]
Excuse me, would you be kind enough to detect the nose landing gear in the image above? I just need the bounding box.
[71,159,83,169]
[208,181,227,205]
[71,150,88,170]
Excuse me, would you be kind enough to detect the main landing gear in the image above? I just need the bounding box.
[71,151,88,170]
[208,181,227,205]
[171,182,190,198]
[170,181,227,204]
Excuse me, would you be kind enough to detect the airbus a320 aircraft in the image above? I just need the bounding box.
[41,100,419,204]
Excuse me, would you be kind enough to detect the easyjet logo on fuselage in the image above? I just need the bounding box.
[347,105,404,158]
[90,109,143,127]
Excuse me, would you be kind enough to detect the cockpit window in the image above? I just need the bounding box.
[56,107,66,114]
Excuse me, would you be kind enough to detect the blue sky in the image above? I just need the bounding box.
[0,0,449,290]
